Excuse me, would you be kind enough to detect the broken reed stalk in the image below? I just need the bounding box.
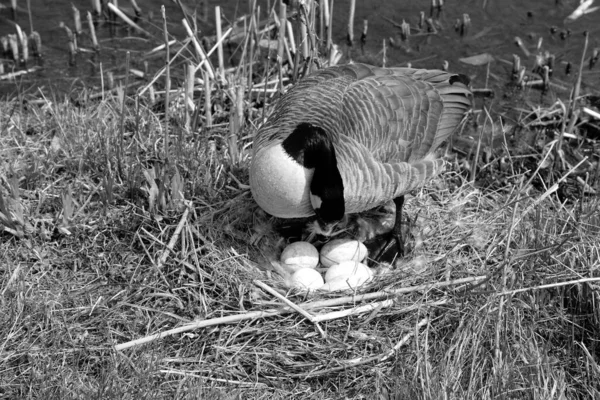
[185,62,194,131]
[203,70,212,127]
[10,0,17,20]
[319,0,324,47]
[215,6,225,80]
[130,0,142,17]
[26,0,33,33]
[92,0,101,16]
[277,0,287,93]
[308,0,317,62]
[382,38,387,67]
[87,12,99,52]
[114,275,486,350]
[73,5,82,35]
[285,20,296,70]
[300,8,309,60]
[361,19,367,53]
[106,2,151,37]
[328,0,334,56]
[347,0,355,47]
[30,31,41,58]
[161,5,170,161]
[157,205,190,268]
[20,34,28,65]
[182,18,215,80]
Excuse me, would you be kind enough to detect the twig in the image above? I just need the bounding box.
[312,299,394,322]
[380,317,429,361]
[115,309,283,350]
[157,204,190,268]
[496,277,600,297]
[160,369,268,387]
[304,275,486,309]
[254,280,327,337]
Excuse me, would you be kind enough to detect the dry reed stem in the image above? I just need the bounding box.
[106,2,151,37]
[193,27,232,75]
[300,7,308,59]
[311,299,394,322]
[25,0,33,33]
[157,203,190,269]
[161,6,170,161]
[72,5,82,35]
[182,18,215,80]
[184,62,194,130]
[497,277,600,297]
[347,0,355,47]
[277,1,287,93]
[87,12,98,51]
[254,280,327,337]
[203,70,212,127]
[517,156,590,225]
[215,6,225,80]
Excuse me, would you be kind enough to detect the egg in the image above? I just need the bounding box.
[289,268,325,291]
[320,239,368,267]
[325,260,373,283]
[281,241,319,272]
[320,270,371,292]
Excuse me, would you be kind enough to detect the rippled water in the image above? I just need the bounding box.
[0,0,598,97]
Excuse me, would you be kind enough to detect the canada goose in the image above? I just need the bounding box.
[250,63,471,256]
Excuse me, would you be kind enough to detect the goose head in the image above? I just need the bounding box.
[250,123,345,224]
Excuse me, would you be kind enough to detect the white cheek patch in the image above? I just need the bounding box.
[310,192,323,211]
[250,144,315,218]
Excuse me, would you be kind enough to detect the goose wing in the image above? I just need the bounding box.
[329,64,471,212]
[334,63,471,163]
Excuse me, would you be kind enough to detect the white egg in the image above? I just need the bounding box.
[320,272,371,292]
[289,268,324,291]
[320,238,368,267]
[325,260,373,283]
[281,241,319,271]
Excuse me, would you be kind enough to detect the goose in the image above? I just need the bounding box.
[250,63,471,256]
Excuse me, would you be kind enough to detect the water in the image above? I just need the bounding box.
[0,0,598,98]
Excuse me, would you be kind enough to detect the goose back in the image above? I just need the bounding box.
[250,63,471,218]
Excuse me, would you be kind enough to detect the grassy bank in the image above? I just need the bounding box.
[1,88,599,398]
[2,0,600,399]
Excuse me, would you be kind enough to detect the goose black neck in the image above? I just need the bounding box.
[282,123,345,223]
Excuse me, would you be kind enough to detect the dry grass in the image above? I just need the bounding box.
[2,0,600,398]
[1,88,600,399]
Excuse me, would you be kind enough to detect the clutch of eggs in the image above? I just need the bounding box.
[282,239,373,292]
